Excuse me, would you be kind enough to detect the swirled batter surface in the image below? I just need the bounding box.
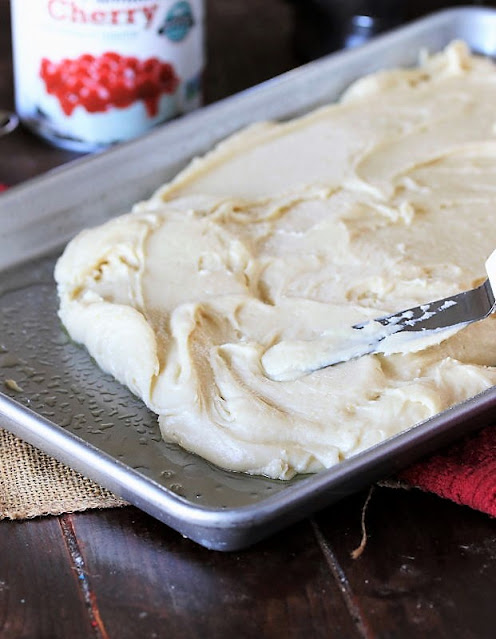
[56,42,496,479]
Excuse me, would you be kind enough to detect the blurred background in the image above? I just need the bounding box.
[205,0,496,106]
[287,0,496,61]
[204,1,496,103]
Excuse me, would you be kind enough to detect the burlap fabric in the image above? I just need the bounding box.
[2,418,493,521]
[0,428,127,519]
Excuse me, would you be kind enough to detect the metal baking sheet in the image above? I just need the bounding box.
[2,7,496,551]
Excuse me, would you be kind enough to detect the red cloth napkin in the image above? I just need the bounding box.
[399,425,496,517]
[0,182,493,517]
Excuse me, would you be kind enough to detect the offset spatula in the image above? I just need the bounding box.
[318,250,496,370]
[263,252,496,380]
[350,277,495,349]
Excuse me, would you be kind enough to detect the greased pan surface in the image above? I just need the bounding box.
[1,8,496,550]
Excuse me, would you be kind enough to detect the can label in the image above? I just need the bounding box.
[10,0,204,150]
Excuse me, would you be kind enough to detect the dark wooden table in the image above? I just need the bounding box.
[1,1,495,637]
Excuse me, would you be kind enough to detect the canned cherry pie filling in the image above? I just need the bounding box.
[10,0,204,150]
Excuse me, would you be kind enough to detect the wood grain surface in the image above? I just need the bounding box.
[1,1,495,637]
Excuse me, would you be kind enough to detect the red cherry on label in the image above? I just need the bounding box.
[78,54,95,64]
[124,57,139,71]
[39,53,180,116]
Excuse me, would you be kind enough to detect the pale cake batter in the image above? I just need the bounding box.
[55,42,496,479]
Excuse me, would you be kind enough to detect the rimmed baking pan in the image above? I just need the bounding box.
[1,7,496,550]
